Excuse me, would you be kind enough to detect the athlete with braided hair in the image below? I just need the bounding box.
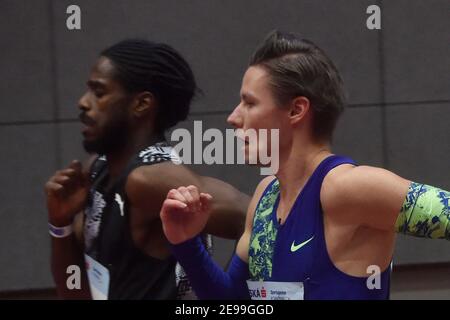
[45,39,249,299]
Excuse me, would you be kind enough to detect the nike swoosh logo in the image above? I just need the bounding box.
[290,236,314,252]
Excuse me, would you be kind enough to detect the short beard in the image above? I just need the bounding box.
[83,118,130,155]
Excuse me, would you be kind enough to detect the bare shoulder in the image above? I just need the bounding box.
[321,164,411,229]
[322,165,410,201]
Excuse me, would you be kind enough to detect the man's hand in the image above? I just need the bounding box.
[45,160,89,227]
[160,185,212,244]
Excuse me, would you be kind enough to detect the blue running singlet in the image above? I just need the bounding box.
[248,155,391,300]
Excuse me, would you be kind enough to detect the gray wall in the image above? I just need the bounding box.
[0,0,448,291]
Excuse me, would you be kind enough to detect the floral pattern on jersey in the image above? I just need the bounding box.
[248,180,280,280]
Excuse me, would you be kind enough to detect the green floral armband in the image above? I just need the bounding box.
[395,182,450,240]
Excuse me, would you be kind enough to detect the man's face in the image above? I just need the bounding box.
[227,66,291,166]
[78,56,133,155]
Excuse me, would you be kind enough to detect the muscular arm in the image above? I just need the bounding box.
[322,165,449,238]
[126,163,249,251]
[125,163,200,257]
[201,176,250,240]
[321,165,411,231]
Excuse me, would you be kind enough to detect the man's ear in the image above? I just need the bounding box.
[289,96,310,125]
[133,91,156,117]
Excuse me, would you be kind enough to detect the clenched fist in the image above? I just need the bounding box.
[160,185,212,244]
[45,160,89,227]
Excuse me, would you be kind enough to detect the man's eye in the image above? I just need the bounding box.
[94,90,105,98]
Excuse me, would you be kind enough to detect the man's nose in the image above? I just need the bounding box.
[78,91,90,111]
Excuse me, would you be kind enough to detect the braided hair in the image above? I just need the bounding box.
[101,39,198,133]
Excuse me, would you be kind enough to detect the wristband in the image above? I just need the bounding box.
[48,222,73,238]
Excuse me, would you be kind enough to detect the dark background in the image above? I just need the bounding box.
[0,0,448,298]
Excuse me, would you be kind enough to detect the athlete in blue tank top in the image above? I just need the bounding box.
[160,30,449,300]
[247,156,391,300]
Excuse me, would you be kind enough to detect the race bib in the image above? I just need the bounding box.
[246,280,304,300]
[85,254,110,300]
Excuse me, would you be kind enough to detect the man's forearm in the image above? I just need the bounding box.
[51,235,91,299]
[202,176,250,239]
